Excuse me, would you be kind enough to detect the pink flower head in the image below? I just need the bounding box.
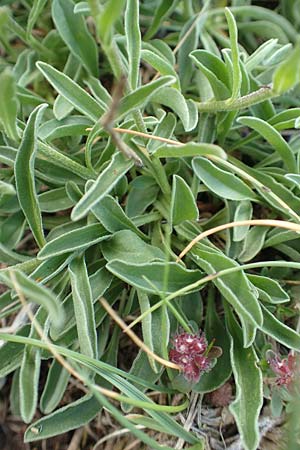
[169,330,212,383]
[268,352,297,387]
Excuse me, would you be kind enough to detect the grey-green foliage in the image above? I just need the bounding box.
[0,1,299,449]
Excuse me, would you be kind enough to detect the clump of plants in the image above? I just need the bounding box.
[0,0,300,449]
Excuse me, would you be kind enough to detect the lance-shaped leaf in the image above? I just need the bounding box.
[125,0,141,90]
[36,62,104,121]
[192,157,256,201]
[40,360,70,414]
[15,103,47,248]
[171,175,198,226]
[38,224,109,259]
[71,153,134,221]
[226,307,263,450]
[1,270,64,328]
[155,142,227,159]
[0,68,19,141]
[52,0,98,76]
[69,255,98,358]
[238,116,297,172]
[106,260,202,295]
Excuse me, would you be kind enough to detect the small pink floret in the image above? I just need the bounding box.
[169,330,212,383]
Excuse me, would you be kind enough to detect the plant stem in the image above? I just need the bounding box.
[196,86,276,112]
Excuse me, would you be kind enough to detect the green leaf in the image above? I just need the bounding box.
[150,87,198,131]
[190,50,230,100]
[0,325,30,377]
[238,116,297,172]
[26,0,47,38]
[225,8,242,100]
[233,201,253,241]
[92,195,147,239]
[260,304,300,350]
[38,223,109,259]
[39,116,92,140]
[144,0,174,40]
[171,175,198,226]
[15,103,46,248]
[106,260,202,295]
[71,152,133,221]
[194,292,231,393]
[69,255,98,358]
[38,187,75,212]
[192,157,256,201]
[96,0,126,45]
[52,0,98,76]
[0,68,19,141]
[118,76,175,120]
[248,274,289,304]
[36,62,104,121]
[238,226,269,262]
[19,308,46,423]
[101,229,164,264]
[125,0,141,90]
[155,142,227,159]
[141,49,179,89]
[191,245,263,329]
[273,44,300,94]
[25,395,101,442]
[0,179,15,195]
[2,270,64,328]
[226,307,263,450]
[40,360,70,414]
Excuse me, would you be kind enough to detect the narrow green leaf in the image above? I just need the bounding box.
[19,308,46,423]
[190,50,230,100]
[125,0,141,90]
[0,68,19,141]
[144,0,174,40]
[225,8,242,100]
[52,0,98,76]
[233,201,252,241]
[248,274,289,304]
[260,304,300,350]
[38,223,109,259]
[273,44,300,94]
[106,260,202,295]
[194,292,231,392]
[4,270,64,328]
[25,395,101,442]
[71,152,133,221]
[192,245,263,328]
[92,195,147,239]
[192,157,256,201]
[39,116,92,140]
[238,226,269,262]
[20,346,41,423]
[101,229,164,263]
[69,255,98,358]
[141,49,179,89]
[26,0,47,38]
[38,187,75,212]
[15,103,48,248]
[0,180,15,195]
[155,142,227,159]
[238,116,297,172]
[118,76,175,120]
[36,62,104,121]
[171,175,198,226]
[40,360,70,414]
[0,325,30,377]
[150,86,198,131]
[226,307,263,450]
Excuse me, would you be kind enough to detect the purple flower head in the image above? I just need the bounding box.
[169,330,212,383]
[268,352,297,388]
